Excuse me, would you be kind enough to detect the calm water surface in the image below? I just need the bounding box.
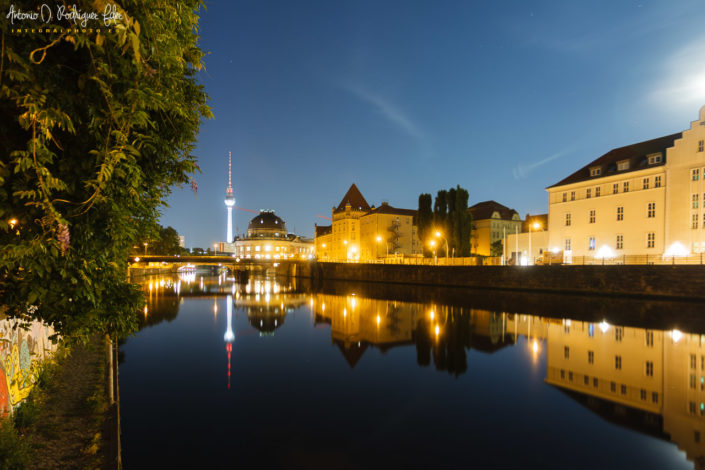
[120,273,703,469]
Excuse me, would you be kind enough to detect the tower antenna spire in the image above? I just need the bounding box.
[224,150,236,243]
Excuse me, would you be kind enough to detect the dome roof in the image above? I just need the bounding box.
[248,210,286,232]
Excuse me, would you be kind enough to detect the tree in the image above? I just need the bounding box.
[453,186,472,257]
[0,1,211,342]
[433,190,448,256]
[417,193,432,256]
[490,239,503,257]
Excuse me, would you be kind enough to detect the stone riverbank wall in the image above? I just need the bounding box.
[287,262,705,300]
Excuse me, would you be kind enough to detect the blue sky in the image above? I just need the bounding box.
[160,0,705,249]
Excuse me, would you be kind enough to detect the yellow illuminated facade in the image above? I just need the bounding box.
[468,200,522,256]
[232,210,313,260]
[316,184,421,261]
[547,106,705,260]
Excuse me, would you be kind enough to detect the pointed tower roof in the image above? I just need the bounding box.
[334,183,371,213]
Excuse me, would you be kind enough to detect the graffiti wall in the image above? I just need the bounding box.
[0,315,57,415]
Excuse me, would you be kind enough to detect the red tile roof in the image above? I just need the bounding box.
[334,183,371,213]
[468,200,519,221]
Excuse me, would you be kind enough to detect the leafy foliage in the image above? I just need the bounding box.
[421,186,471,257]
[0,1,211,342]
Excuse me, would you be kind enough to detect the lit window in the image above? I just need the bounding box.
[617,206,624,221]
[616,234,623,250]
[647,202,655,218]
[595,187,601,197]
[589,237,596,251]
[643,178,649,189]
[255,246,261,252]
[623,182,629,192]
[694,194,699,209]
[647,232,655,248]
[655,176,661,188]
[694,169,700,181]
[618,160,630,171]
[613,183,619,194]
[565,239,571,251]
[589,210,596,224]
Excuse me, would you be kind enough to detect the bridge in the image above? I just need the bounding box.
[128,255,307,279]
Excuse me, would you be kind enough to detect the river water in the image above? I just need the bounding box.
[120,273,705,469]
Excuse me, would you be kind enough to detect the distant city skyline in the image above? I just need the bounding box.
[159,0,705,248]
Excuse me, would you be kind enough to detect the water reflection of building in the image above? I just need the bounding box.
[506,315,705,469]
[238,278,307,335]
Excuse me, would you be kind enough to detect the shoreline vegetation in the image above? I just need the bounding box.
[0,337,114,469]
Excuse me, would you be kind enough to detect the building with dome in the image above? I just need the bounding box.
[229,210,314,260]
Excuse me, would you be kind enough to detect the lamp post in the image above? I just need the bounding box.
[529,221,541,265]
[430,240,437,265]
[376,235,388,259]
[435,230,449,261]
[143,242,148,256]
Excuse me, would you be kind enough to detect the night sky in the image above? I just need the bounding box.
[160,0,705,249]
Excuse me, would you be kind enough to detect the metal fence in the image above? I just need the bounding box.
[562,254,705,266]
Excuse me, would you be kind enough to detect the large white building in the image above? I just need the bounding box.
[547,106,705,261]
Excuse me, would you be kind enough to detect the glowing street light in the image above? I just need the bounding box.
[429,239,437,264]
[143,242,148,255]
[8,218,17,229]
[434,230,449,259]
[376,235,388,257]
[528,221,541,265]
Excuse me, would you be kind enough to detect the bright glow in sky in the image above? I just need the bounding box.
[160,0,705,249]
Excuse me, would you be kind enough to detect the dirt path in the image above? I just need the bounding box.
[26,339,107,470]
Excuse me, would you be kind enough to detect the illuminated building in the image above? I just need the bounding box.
[224,151,235,244]
[468,200,522,256]
[233,210,314,260]
[547,105,705,260]
[315,184,422,261]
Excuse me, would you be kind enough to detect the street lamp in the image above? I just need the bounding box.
[143,242,148,255]
[529,221,541,265]
[435,230,449,260]
[376,235,388,258]
[429,239,437,265]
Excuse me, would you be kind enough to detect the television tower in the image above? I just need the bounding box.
[224,151,235,243]
[224,294,235,389]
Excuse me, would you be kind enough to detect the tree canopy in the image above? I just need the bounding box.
[0,1,211,342]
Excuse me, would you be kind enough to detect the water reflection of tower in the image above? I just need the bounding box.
[224,151,235,243]
[224,294,234,389]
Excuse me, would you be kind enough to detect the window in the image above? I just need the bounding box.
[586,188,591,199]
[691,374,697,389]
[565,239,571,251]
[570,191,575,201]
[643,178,649,189]
[617,206,624,221]
[647,232,655,248]
[691,401,697,414]
[589,210,596,223]
[616,234,623,250]
[588,350,594,364]
[562,192,567,202]
[693,169,700,181]
[648,153,663,164]
[691,354,697,368]
[615,355,622,370]
[699,140,704,152]
[615,327,623,342]
[618,160,630,171]
[595,187,601,197]
[696,431,701,444]
[621,384,627,395]
[589,237,596,251]
[565,213,571,226]
[569,371,573,381]
[623,182,629,192]
[652,392,658,403]
[590,167,601,176]
[647,202,655,218]
[584,376,589,385]
[694,194,699,209]
[593,378,598,388]
[693,214,699,230]
[641,389,647,400]
[646,361,654,377]
[613,183,619,194]
[645,330,653,347]
[560,369,565,379]
[564,346,570,359]
[655,176,662,188]
[610,381,616,392]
